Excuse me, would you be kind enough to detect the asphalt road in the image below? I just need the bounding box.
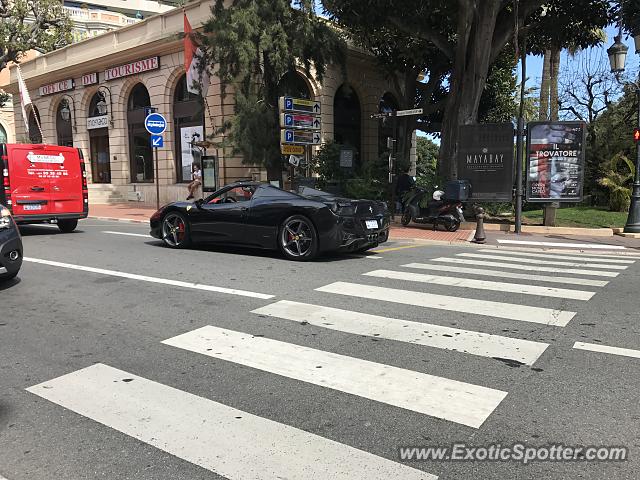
[1,219,640,480]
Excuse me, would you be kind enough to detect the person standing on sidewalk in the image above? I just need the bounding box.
[186,163,202,200]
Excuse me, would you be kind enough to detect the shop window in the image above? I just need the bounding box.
[28,107,42,144]
[56,100,74,147]
[173,74,204,183]
[88,91,111,183]
[333,84,361,166]
[127,83,153,183]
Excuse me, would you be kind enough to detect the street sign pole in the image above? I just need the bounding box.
[154,146,160,210]
[515,40,527,234]
[144,111,167,210]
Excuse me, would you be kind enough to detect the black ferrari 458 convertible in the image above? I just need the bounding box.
[149,181,390,260]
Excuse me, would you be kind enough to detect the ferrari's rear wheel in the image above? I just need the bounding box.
[279,215,318,261]
[161,212,191,248]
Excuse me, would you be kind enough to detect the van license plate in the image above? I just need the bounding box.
[24,204,42,211]
[365,220,378,229]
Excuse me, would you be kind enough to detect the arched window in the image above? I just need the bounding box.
[174,74,204,182]
[277,71,312,99]
[88,91,111,183]
[56,100,73,147]
[127,83,153,183]
[28,107,42,144]
[0,123,7,143]
[333,84,361,166]
[378,92,399,161]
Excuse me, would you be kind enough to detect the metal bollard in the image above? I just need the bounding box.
[473,206,486,244]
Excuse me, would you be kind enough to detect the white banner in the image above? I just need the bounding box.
[87,115,109,130]
[180,125,204,180]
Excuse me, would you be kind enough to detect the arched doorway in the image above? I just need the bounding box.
[88,91,111,183]
[56,100,73,146]
[378,92,399,163]
[173,74,204,183]
[28,107,42,143]
[127,83,153,182]
[333,84,361,166]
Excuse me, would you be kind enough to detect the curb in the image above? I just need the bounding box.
[87,216,148,224]
[460,222,614,237]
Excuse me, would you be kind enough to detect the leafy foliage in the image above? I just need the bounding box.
[322,0,615,179]
[598,152,635,212]
[0,0,73,73]
[200,0,344,180]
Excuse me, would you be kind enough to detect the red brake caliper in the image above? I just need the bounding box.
[176,221,185,241]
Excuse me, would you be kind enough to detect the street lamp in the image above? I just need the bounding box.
[97,85,114,127]
[59,95,77,132]
[607,33,640,233]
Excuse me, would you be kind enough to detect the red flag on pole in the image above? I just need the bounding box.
[184,13,209,98]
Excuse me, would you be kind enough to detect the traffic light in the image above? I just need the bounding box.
[635,128,640,143]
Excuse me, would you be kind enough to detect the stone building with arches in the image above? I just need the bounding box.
[4,0,412,206]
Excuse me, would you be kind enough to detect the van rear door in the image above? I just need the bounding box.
[48,147,84,215]
[7,144,53,217]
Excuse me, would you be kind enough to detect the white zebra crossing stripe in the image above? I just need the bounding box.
[496,239,626,250]
[27,364,436,480]
[252,300,549,365]
[573,342,640,359]
[456,253,628,270]
[485,249,635,264]
[364,269,595,301]
[162,326,507,428]
[23,257,274,299]
[402,263,609,287]
[316,282,575,326]
[432,258,619,278]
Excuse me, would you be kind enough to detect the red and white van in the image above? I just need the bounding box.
[1,144,88,232]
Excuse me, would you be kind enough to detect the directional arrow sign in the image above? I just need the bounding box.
[151,135,163,148]
[281,129,321,145]
[279,96,321,115]
[280,113,321,130]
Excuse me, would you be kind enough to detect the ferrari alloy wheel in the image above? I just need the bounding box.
[279,215,318,261]
[161,212,191,248]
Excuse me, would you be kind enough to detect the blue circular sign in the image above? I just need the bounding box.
[144,113,167,135]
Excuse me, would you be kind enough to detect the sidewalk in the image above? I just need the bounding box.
[87,203,474,242]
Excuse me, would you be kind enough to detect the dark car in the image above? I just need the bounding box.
[150,181,390,260]
[0,204,23,281]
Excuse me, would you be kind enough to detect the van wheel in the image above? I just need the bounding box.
[57,219,78,233]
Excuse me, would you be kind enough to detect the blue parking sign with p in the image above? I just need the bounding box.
[285,130,294,142]
[285,98,293,110]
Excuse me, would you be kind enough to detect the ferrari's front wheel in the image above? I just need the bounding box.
[279,215,318,261]
[161,212,191,249]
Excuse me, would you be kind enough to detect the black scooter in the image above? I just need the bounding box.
[400,186,465,231]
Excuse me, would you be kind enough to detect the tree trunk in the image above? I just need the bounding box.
[539,50,551,121]
[439,1,501,180]
[549,46,561,121]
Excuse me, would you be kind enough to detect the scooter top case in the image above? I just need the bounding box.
[443,180,472,202]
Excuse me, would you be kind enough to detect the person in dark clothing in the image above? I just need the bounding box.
[395,171,415,213]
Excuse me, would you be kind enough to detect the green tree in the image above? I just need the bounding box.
[200,0,344,181]
[0,0,72,73]
[322,0,614,180]
[598,152,635,211]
